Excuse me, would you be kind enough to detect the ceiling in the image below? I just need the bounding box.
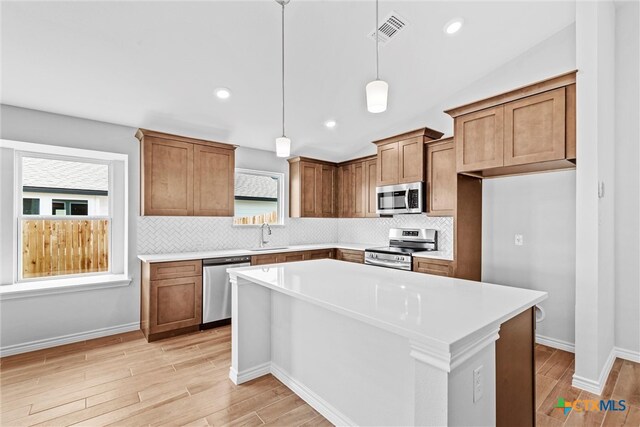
[1,1,576,161]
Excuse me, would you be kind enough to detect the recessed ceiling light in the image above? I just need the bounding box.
[444,18,464,35]
[214,87,231,100]
[324,120,337,129]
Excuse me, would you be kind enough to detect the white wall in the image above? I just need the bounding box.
[0,105,141,352]
[614,0,640,356]
[482,171,576,346]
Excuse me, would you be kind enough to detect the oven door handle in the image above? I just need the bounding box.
[365,258,412,270]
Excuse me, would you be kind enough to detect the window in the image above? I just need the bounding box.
[233,169,284,226]
[22,198,40,215]
[18,154,111,280]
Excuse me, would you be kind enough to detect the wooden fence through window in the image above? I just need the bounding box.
[233,211,278,226]
[21,219,109,279]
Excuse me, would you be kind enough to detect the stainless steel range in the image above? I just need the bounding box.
[365,228,438,270]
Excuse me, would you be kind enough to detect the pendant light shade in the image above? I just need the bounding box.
[366,0,388,113]
[276,136,291,157]
[366,79,388,113]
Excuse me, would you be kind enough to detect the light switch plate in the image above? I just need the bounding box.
[515,234,524,246]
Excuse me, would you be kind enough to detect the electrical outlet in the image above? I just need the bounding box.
[473,365,483,403]
[514,234,524,246]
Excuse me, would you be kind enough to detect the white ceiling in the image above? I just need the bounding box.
[1,1,576,161]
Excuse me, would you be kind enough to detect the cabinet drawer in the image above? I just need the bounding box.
[336,249,364,264]
[150,260,202,281]
[277,252,305,263]
[413,259,453,277]
[303,249,335,260]
[251,254,279,265]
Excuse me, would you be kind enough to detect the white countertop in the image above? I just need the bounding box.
[138,242,452,263]
[228,259,547,349]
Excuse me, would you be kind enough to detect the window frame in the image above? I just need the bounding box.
[232,168,285,227]
[15,151,114,282]
[0,138,129,290]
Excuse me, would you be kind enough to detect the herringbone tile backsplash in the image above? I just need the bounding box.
[137,215,453,257]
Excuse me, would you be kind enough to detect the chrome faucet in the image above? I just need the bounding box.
[260,223,272,248]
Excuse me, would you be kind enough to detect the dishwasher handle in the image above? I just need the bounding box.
[203,256,251,266]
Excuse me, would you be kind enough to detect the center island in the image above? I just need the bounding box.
[227,259,547,426]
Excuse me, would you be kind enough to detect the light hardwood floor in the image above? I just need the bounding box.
[0,326,330,427]
[1,329,638,427]
[535,344,640,426]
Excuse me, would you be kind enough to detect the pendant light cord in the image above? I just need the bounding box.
[375,0,379,80]
[281,2,286,137]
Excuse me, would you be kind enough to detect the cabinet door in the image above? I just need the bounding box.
[503,87,566,166]
[193,144,235,216]
[412,258,453,276]
[398,138,424,183]
[250,254,278,265]
[338,164,354,217]
[376,142,399,186]
[142,137,194,216]
[149,276,202,334]
[300,162,321,217]
[365,159,378,218]
[352,162,366,218]
[321,164,337,217]
[455,106,504,172]
[427,140,456,216]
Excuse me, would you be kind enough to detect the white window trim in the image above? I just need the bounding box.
[0,138,130,295]
[233,168,286,227]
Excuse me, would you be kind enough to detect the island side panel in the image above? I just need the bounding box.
[229,276,272,384]
[270,291,414,426]
[496,307,535,427]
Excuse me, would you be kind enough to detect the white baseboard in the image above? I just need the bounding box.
[535,334,575,353]
[615,346,640,363]
[0,322,140,357]
[270,363,357,427]
[228,362,271,385]
[572,347,616,395]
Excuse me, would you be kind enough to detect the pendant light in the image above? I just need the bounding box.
[275,0,291,157]
[366,0,388,113]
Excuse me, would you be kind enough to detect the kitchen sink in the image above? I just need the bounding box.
[249,247,289,252]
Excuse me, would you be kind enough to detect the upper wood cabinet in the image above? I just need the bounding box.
[445,71,577,177]
[136,129,236,217]
[373,127,444,186]
[364,159,378,217]
[426,138,456,217]
[337,163,354,217]
[193,144,234,216]
[289,156,376,219]
[352,161,366,218]
[289,157,336,218]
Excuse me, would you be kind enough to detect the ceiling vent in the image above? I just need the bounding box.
[368,11,409,46]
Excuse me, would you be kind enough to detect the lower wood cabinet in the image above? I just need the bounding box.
[251,249,335,266]
[336,248,364,264]
[496,308,535,427]
[141,260,202,342]
[412,258,454,277]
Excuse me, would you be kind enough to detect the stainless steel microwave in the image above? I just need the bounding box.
[376,182,423,215]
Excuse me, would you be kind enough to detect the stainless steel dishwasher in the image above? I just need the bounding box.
[202,256,251,328]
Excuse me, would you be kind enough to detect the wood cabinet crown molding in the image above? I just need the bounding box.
[372,127,445,146]
[136,128,237,151]
[444,70,577,118]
